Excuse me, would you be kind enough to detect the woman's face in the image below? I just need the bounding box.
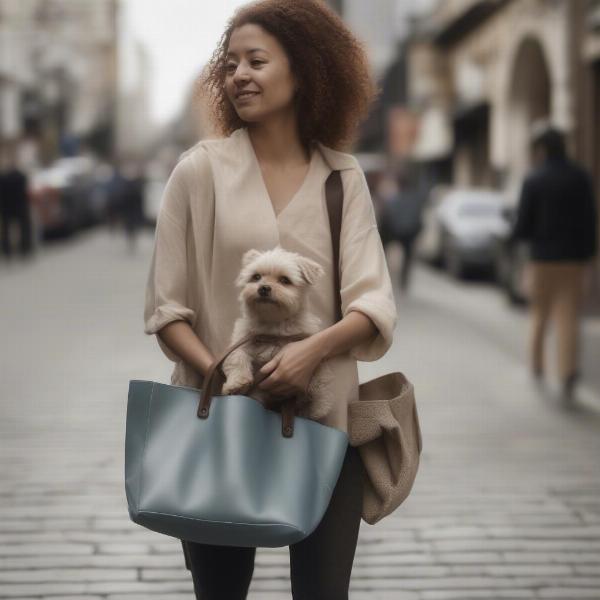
[224,23,298,124]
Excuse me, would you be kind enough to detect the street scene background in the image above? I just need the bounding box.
[1,0,600,598]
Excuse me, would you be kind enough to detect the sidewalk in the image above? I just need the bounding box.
[400,256,600,415]
[1,228,600,599]
[581,317,600,408]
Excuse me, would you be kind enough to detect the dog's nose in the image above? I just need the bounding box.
[258,285,271,296]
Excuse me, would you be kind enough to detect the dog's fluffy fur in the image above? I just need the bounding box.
[221,246,335,420]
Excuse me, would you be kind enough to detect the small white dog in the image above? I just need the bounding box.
[221,246,335,420]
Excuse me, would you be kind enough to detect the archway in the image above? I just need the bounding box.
[507,37,551,190]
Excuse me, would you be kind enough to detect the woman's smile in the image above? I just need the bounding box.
[236,91,260,102]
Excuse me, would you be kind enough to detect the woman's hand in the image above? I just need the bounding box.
[257,337,325,398]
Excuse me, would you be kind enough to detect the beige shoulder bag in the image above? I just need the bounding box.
[325,169,423,525]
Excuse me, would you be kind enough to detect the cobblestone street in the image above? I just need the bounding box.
[1,227,600,599]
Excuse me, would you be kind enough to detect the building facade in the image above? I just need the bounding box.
[0,0,118,164]
[407,0,600,200]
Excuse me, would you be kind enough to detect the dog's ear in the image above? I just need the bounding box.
[298,256,325,285]
[241,249,262,268]
[236,249,263,287]
[234,269,249,288]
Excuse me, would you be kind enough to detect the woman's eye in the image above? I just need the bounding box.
[225,60,262,73]
[279,276,291,285]
[251,273,261,281]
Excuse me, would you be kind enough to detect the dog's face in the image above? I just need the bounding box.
[235,246,324,322]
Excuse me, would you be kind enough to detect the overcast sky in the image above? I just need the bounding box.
[121,0,247,125]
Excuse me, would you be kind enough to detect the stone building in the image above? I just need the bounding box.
[115,37,152,160]
[0,0,118,164]
[406,0,600,204]
[324,0,436,154]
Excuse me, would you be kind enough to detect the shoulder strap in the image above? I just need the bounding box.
[325,170,344,322]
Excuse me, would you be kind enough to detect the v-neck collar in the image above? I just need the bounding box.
[240,126,318,221]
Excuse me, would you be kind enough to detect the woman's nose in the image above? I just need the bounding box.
[233,65,250,84]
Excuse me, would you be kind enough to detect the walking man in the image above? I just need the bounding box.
[512,124,597,403]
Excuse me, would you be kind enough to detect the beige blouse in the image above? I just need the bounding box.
[143,126,397,434]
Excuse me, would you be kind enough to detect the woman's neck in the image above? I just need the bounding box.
[247,115,310,166]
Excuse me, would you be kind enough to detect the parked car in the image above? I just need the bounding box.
[29,156,97,237]
[493,206,530,305]
[423,188,510,279]
[416,184,450,265]
[76,162,115,227]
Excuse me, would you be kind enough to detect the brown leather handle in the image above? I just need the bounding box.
[197,333,307,438]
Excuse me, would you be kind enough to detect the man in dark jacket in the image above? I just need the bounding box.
[512,125,598,402]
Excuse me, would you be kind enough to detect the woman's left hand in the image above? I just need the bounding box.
[257,336,324,398]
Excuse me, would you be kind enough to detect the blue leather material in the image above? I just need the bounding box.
[125,380,349,548]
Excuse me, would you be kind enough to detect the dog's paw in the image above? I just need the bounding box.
[222,374,254,395]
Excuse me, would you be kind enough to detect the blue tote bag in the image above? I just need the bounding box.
[125,330,349,548]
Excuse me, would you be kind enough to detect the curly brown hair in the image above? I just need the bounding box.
[198,0,379,151]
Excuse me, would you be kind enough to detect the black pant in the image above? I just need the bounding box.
[181,443,364,599]
[0,209,33,259]
[377,220,419,291]
[398,234,417,291]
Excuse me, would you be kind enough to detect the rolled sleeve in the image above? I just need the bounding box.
[339,168,398,361]
[143,158,196,362]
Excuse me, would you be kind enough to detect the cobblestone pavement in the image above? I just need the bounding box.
[1,227,599,599]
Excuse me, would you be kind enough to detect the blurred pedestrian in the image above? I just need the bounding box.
[373,173,398,248]
[120,161,146,254]
[512,124,598,403]
[0,146,34,261]
[376,164,426,292]
[105,164,126,233]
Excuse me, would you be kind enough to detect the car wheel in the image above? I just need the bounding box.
[444,243,466,279]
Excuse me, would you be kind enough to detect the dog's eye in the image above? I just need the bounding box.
[251,273,261,281]
[279,276,292,285]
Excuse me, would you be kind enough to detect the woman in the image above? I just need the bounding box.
[143,1,397,597]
